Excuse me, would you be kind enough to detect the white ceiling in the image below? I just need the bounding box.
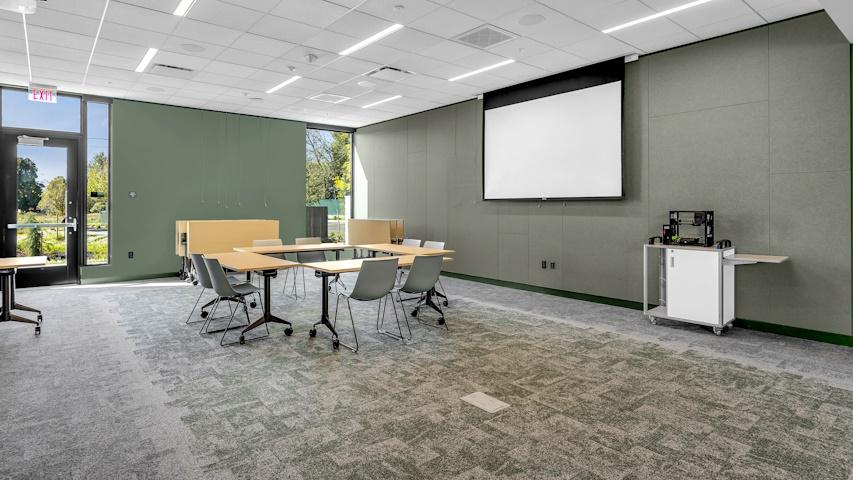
[0,0,824,128]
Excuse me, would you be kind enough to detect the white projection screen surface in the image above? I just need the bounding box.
[483,81,622,200]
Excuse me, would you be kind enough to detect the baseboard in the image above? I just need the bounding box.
[80,272,176,285]
[442,271,853,348]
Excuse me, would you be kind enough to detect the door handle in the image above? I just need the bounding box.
[670,256,675,268]
[7,218,77,231]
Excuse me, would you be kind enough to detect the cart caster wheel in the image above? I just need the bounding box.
[443,301,449,307]
[192,280,198,286]
[239,335,245,344]
[284,327,293,336]
[724,324,733,332]
[200,311,209,319]
[332,338,340,349]
[713,327,723,336]
[37,314,43,324]
[438,317,445,325]
[250,301,257,308]
[410,309,418,317]
[309,328,317,338]
[649,316,657,325]
[34,326,40,335]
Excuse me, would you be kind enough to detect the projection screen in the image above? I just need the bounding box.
[483,80,623,200]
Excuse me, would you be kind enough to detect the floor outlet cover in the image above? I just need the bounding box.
[461,392,510,413]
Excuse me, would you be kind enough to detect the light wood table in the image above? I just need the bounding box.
[355,243,454,257]
[234,243,349,258]
[205,252,299,345]
[0,256,47,335]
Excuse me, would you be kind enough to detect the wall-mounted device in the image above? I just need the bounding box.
[662,211,714,247]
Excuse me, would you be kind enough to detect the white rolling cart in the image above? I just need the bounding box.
[643,243,788,335]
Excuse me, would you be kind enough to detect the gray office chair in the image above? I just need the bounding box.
[202,257,265,345]
[394,255,446,329]
[423,240,450,307]
[402,238,421,247]
[251,239,284,288]
[186,253,257,324]
[334,257,400,352]
[286,237,321,298]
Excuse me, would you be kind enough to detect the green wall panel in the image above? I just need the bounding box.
[81,100,306,282]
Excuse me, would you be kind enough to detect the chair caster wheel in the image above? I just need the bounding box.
[239,335,245,344]
[37,314,43,324]
[250,301,257,308]
[713,327,723,336]
[443,301,448,307]
[309,329,317,338]
[410,309,418,317]
[438,318,445,325]
[201,311,209,319]
[649,316,657,325]
[34,326,40,335]
[284,327,293,336]
[332,338,340,349]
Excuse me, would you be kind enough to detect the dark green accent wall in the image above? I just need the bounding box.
[356,12,853,342]
[80,100,306,282]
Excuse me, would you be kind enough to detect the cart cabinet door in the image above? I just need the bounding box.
[665,249,720,325]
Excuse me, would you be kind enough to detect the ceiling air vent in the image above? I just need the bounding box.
[454,25,516,49]
[309,93,350,104]
[149,63,195,79]
[365,66,413,82]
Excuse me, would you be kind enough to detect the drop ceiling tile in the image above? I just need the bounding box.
[347,43,406,65]
[115,0,178,14]
[188,0,264,30]
[0,18,23,40]
[96,39,153,60]
[42,0,110,19]
[99,22,169,48]
[491,60,549,82]
[131,82,179,95]
[452,51,509,69]
[486,37,551,60]
[326,10,393,39]
[250,15,321,43]
[629,27,698,53]
[29,42,90,63]
[160,36,227,59]
[279,46,339,67]
[356,0,442,23]
[324,83,374,98]
[171,18,244,46]
[216,48,275,68]
[192,71,244,86]
[86,64,141,81]
[169,95,210,108]
[105,2,180,33]
[31,55,86,74]
[522,48,587,71]
[609,18,693,48]
[248,68,291,83]
[139,73,190,88]
[204,60,258,78]
[420,39,481,62]
[230,33,296,57]
[264,57,314,75]
[323,56,380,75]
[270,0,350,28]
[154,50,213,70]
[303,30,360,53]
[378,28,445,54]
[27,25,92,51]
[407,7,482,38]
[392,53,451,74]
[396,72,452,90]
[0,36,25,52]
[756,0,821,22]
[526,17,601,48]
[303,68,356,84]
[91,51,141,70]
[452,71,506,90]
[84,76,134,90]
[667,0,759,30]
[294,76,338,93]
[564,33,635,59]
[690,13,766,40]
[28,9,101,36]
[446,0,535,22]
[220,0,281,11]
[565,0,654,31]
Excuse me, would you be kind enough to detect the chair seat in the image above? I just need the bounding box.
[231,282,259,295]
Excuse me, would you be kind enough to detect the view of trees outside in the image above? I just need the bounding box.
[15,149,68,264]
[86,102,110,265]
[306,129,351,241]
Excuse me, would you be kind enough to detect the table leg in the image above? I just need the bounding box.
[236,270,292,345]
[0,269,41,334]
[309,273,341,350]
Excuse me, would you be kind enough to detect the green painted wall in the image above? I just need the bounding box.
[81,100,306,283]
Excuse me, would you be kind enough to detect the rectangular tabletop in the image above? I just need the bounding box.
[730,253,789,264]
[302,255,452,274]
[355,243,455,256]
[234,243,349,254]
[205,252,299,272]
[0,256,48,269]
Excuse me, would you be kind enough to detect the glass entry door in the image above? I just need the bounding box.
[1,135,80,286]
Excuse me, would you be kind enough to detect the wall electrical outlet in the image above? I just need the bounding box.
[550,262,556,269]
[128,251,134,259]
[541,260,547,269]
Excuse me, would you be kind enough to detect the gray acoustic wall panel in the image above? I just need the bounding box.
[354,12,851,336]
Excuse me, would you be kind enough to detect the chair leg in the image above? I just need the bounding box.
[393,292,411,341]
[200,297,220,334]
[437,278,449,306]
[186,287,205,324]
[346,298,358,353]
[219,302,238,346]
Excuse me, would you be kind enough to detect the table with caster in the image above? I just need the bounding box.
[0,257,47,336]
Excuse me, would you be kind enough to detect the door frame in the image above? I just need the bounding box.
[1,133,82,286]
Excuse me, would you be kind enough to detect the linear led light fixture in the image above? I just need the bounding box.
[448,59,514,82]
[362,95,401,109]
[339,23,403,56]
[135,48,158,73]
[266,75,301,94]
[21,12,31,81]
[602,0,713,34]
[82,0,110,87]
[173,0,197,16]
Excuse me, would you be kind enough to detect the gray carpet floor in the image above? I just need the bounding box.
[1,273,853,479]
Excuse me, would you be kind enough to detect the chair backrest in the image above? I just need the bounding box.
[295,237,322,245]
[350,257,399,301]
[401,255,443,294]
[191,253,213,289]
[423,240,445,250]
[402,238,421,247]
[203,257,237,297]
[253,239,282,247]
[297,250,327,264]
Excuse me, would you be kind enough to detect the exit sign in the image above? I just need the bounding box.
[28,84,57,103]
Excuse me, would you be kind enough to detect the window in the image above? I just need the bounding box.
[85,101,110,265]
[306,128,352,242]
[1,88,81,132]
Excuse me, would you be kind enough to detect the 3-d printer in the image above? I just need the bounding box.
[661,211,714,247]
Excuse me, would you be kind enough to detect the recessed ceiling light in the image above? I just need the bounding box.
[362,95,401,109]
[181,43,204,53]
[602,0,713,34]
[519,14,545,26]
[448,59,514,82]
[339,23,404,56]
[20,12,31,82]
[266,75,301,94]
[310,93,351,104]
[82,0,110,88]
[172,0,197,16]
[135,47,158,73]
